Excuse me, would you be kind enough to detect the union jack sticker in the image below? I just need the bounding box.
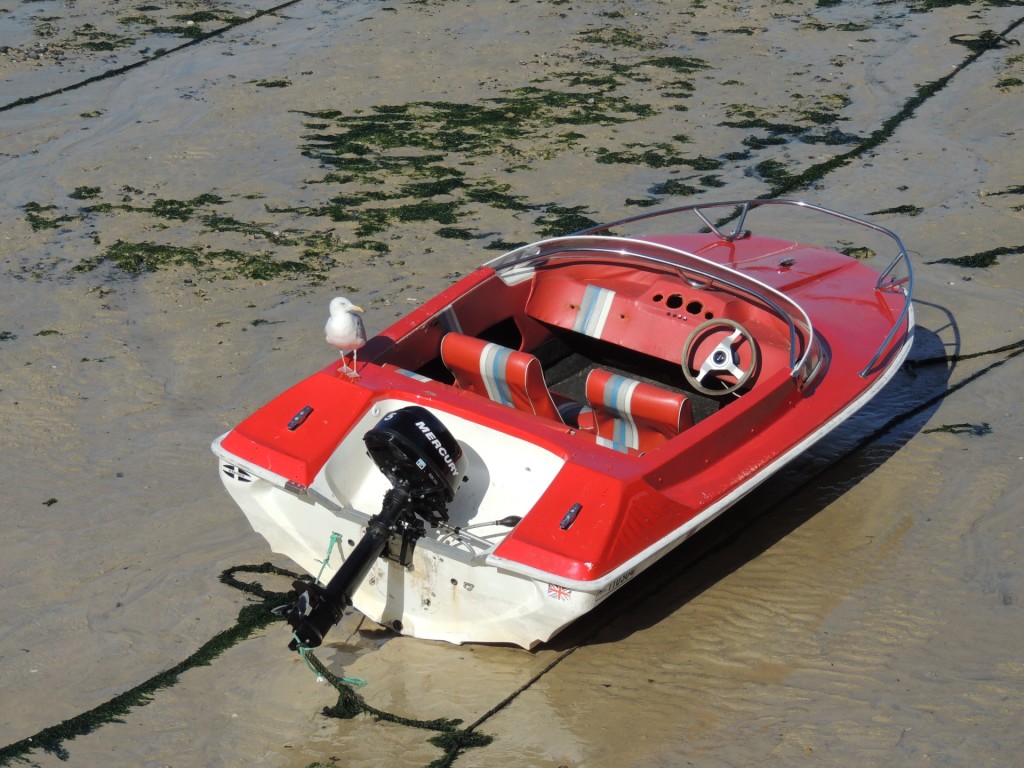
[547,583,572,601]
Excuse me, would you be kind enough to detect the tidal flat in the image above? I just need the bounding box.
[1,1,1023,766]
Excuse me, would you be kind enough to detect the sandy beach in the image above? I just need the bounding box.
[2,1,1023,766]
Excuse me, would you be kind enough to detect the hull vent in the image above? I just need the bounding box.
[221,463,253,483]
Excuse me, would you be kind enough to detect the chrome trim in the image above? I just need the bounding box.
[485,199,913,381]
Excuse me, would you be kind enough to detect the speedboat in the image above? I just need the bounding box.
[212,200,914,650]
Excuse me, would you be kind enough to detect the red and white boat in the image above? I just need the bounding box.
[212,200,914,649]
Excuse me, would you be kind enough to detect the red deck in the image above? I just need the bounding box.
[221,225,910,583]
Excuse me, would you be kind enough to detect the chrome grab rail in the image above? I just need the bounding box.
[492,235,818,381]
[487,199,913,381]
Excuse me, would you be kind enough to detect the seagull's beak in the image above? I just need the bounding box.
[351,305,365,313]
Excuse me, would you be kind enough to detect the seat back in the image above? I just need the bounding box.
[440,333,564,422]
[585,369,693,453]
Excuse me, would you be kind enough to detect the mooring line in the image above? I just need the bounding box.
[4,7,1022,765]
[912,338,1024,368]
[433,337,1024,766]
[0,563,298,766]
[0,0,309,113]
[296,641,578,768]
[324,339,1024,768]
[459,336,1024,758]
[4,340,1019,767]
[897,338,1024,431]
[602,337,1024,639]
[762,13,1024,200]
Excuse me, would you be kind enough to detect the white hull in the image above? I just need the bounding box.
[213,322,911,649]
[212,202,916,649]
[214,398,593,648]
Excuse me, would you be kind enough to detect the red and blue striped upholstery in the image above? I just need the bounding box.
[584,369,693,453]
[440,333,564,422]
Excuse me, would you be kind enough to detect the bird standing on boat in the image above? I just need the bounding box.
[325,297,366,374]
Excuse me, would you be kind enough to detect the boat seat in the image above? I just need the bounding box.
[583,369,693,453]
[440,333,567,423]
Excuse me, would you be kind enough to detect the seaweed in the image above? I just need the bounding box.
[577,26,657,50]
[253,78,292,88]
[867,205,923,216]
[926,245,1023,269]
[924,422,992,436]
[72,239,331,281]
[651,179,701,197]
[22,201,78,231]
[69,186,102,200]
[841,246,876,260]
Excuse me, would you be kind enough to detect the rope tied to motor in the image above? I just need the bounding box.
[291,638,494,766]
[285,528,496,762]
[314,531,342,584]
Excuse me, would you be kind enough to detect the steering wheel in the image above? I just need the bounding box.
[682,318,759,396]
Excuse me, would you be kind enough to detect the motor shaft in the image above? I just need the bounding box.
[287,487,410,649]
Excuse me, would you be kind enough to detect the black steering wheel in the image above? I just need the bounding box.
[682,318,759,396]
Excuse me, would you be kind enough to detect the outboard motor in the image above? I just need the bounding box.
[281,406,466,649]
[362,405,466,525]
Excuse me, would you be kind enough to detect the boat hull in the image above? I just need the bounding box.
[214,312,912,648]
[215,436,596,648]
[213,200,916,649]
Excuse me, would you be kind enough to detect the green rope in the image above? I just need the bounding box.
[299,651,473,741]
[282,530,497,764]
[314,532,342,584]
[293,633,366,687]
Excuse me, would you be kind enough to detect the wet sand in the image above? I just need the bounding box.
[2,1,1023,766]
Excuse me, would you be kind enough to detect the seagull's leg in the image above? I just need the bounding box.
[346,348,360,377]
[339,350,350,373]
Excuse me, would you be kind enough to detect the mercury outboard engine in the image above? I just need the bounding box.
[281,405,466,649]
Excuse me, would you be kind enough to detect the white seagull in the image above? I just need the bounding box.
[325,297,367,374]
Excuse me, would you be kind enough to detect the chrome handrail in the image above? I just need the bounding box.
[487,199,913,380]
[491,234,818,381]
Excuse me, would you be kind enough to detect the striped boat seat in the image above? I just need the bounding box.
[584,369,693,453]
[440,333,565,423]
